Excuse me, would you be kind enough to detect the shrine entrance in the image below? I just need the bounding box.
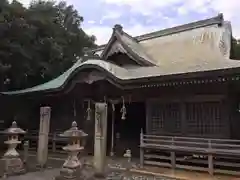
[107,102,146,157]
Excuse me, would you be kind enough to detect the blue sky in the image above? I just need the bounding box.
[15,0,240,45]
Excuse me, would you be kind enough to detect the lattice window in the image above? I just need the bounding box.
[150,104,164,134]
[148,102,181,134]
[186,102,222,136]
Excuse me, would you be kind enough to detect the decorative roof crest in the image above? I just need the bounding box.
[113,24,123,34]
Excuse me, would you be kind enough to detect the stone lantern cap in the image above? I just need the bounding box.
[0,121,26,135]
[59,121,88,138]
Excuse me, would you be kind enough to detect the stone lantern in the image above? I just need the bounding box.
[55,121,88,180]
[1,121,26,176]
[123,149,132,171]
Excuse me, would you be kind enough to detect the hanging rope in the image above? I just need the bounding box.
[86,100,92,121]
[120,96,126,120]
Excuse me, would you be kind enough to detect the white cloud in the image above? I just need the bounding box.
[208,0,240,19]
[84,26,112,45]
[100,11,122,22]
[10,0,240,44]
[10,0,64,6]
[174,0,240,19]
[176,0,240,37]
[87,20,96,24]
[177,0,212,15]
[99,0,240,40]
[102,0,183,15]
[102,0,240,19]
[233,22,240,38]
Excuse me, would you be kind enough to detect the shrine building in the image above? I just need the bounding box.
[1,13,240,158]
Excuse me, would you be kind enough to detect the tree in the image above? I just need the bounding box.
[232,37,240,59]
[0,0,97,91]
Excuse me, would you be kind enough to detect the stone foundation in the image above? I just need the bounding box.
[2,157,25,176]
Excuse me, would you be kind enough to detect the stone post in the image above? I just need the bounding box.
[94,102,108,177]
[55,121,88,180]
[0,121,26,176]
[37,106,51,168]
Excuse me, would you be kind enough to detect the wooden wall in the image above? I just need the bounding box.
[146,95,229,138]
[1,79,240,143]
[143,82,240,140]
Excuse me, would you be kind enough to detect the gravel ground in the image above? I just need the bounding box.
[0,168,177,180]
[0,152,178,180]
[0,168,60,180]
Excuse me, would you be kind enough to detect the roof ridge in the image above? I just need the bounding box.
[89,13,224,52]
[116,31,156,66]
[122,31,138,42]
[135,13,223,41]
[101,29,155,66]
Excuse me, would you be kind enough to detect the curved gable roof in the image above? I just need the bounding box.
[1,58,128,95]
[101,25,156,66]
[3,56,240,95]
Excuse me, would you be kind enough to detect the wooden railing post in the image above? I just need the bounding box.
[208,139,214,175]
[170,137,176,169]
[52,132,56,153]
[140,128,144,168]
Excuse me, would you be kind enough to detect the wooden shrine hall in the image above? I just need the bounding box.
[1,13,240,175]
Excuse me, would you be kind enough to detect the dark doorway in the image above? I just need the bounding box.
[107,102,146,157]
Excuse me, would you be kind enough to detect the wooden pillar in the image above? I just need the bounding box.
[52,132,56,153]
[208,140,214,175]
[170,138,176,169]
[110,102,115,157]
[140,129,144,168]
[145,100,150,134]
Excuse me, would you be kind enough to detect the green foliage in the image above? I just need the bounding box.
[231,38,240,60]
[0,0,96,91]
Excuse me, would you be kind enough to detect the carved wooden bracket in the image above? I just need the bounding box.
[75,71,106,85]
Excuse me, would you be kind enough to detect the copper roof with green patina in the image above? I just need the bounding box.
[2,56,240,95]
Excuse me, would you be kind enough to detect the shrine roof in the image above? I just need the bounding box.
[91,13,232,68]
[1,13,239,95]
[2,57,240,95]
[100,24,157,66]
[89,13,224,54]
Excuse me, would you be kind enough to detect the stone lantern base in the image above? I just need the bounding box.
[55,167,83,180]
[2,156,25,176]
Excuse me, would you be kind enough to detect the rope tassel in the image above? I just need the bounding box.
[86,100,91,121]
[120,96,126,120]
